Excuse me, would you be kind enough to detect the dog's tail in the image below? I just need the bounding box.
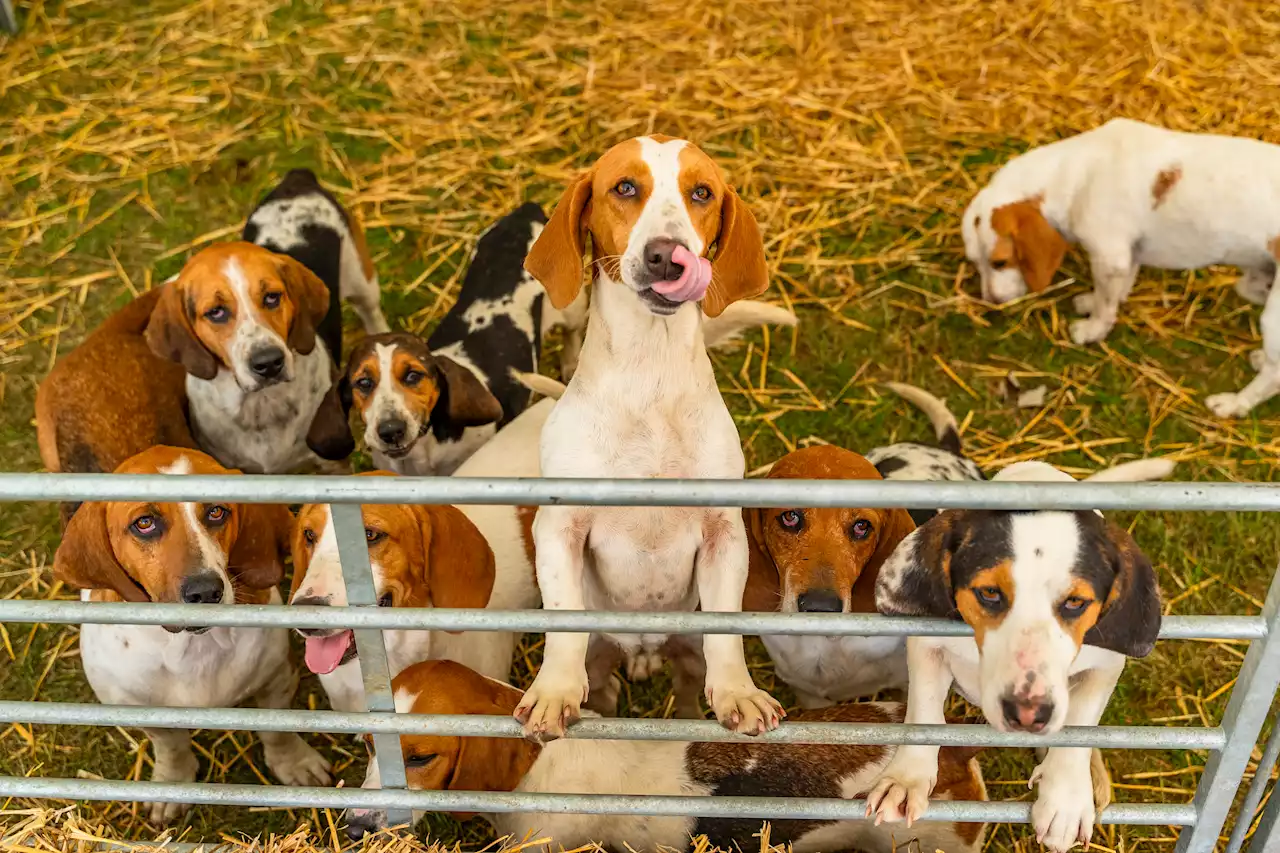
[513,371,567,400]
[1083,458,1177,482]
[703,300,797,350]
[882,382,965,456]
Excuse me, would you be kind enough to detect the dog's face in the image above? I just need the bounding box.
[876,508,1161,735]
[343,334,502,462]
[146,242,330,391]
[525,135,768,318]
[289,482,496,675]
[962,193,1067,304]
[52,447,290,625]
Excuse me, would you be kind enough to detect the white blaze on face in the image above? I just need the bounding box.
[621,137,703,287]
[159,454,234,603]
[363,342,420,451]
[223,255,293,387]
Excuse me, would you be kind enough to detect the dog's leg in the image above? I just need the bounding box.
[252,660,333,787]
[583,635,624,717]
[664,635,707,720]
[515,506,591,742]
[342,268,390,335]
[1237,263,1276,306]
[865,638,952,826]
[1209,269,1280,418]
[557,290,589,381]
[696,508,783,735]
[1070,246,1137,345]
[143,727,199,824]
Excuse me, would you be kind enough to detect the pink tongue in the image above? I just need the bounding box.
[651,245,712,303]
[305,631,354,675]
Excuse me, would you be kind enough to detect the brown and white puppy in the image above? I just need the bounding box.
[35,289,196,525]
[53,446,330,824]
[346,660,987,853]
[744,446,917,707]
[146,241,352,474]
[867,461,1162,853]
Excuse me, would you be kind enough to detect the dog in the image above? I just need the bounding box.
[51,446,331,823]
[145,242,354,474]
[345,659,989,853]
[866,460,1163,852]
[35,289,196,524]
[515,135,783,741]
[960,117,1280,417]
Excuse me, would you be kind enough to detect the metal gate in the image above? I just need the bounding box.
[0,472,1277,852]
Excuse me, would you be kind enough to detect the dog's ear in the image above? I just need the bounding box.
[418,504,496,615]
[874,510,966,619]
[448,681,536,795]
[854,507,918,604]
[742,508,781,612]
[1084,522,1162,658]
[704,187,768,318]
[306,374,355,462]
[526,173,593,311]
[433,356,504,429]
[990,200,1067,294]
[229,503,292,592]
[289,508,318,600]
[145,283,219,380]
[53,502,149,602]
[279,255,331,355]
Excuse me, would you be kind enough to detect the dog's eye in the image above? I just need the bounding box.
[303,528,317,546]
[990,258,1009,271]
[1060,596,1090,616]
[353,376,374,394]
[130,515,160,538]
[613,180,637,198]
[365,528,386,545]
[404,753,437,769]
[205,505,229,525]
[777,510,804,531]
[377,592,393,607]
[690,185,713,203]
[204,305,230,324]
[262,292,282,309]
[402,370,424,387]
[976,586,1004,606]
[849,519,873,540]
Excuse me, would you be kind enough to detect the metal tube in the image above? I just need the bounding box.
[0,700,1226,750]
[0,775,1199,825]
[1228,717,1280,852]
[0,600,1260,640]
[1,472,1279,512]
[1248,733,1280,853]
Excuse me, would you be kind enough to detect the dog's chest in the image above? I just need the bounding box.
[763,634,907,703]
[584,506,706,617]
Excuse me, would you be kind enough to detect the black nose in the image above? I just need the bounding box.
[249,347,285,379]
[1001,696,1054,732]
[796,588,843,613]
[377,418,407,445]
[345,814,378,842]
[643,238,686,281]
[181,573,225,605]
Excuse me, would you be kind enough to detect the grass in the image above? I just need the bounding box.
[3,0,1280,849]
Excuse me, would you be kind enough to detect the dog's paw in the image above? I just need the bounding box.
[707,681,783,736]
[865,764,936,827]
[1206,392,1253,419]
[1237,271,1273,306]
[1251,349,1268,372]
[147,749,198,824]
[514,669,588,743]
[265,734,332,787]
[1069,316,1114,345]
[625,649,664,682]
[1031,759,1097,852]
[1072,292,1098,316]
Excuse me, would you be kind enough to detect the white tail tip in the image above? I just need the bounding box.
[1084,458,1177,483]
[512,371,566,400]
[702,300,798,350]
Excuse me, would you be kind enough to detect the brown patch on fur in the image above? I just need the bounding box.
[516,506,537,575]
[935,749,989,845]
[1268,235,1280,262]
[955,560,1015,648]
[989,199,1068,293]
[1151,166,1182,207]
[1058,577,1104,650]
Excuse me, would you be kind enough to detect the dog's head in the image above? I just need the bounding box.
[962,192,1068,304]
[343,334,502,464]
[52,447,290,626]
[146,242,330,391]
[744,446,915,614]
[525,135,768,318]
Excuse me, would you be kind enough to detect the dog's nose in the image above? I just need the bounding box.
[796,588,843,613]
[1001,696,1054,733]
[377,418,408,446]
[643,238,686,281]
[249,347,286,380]
[344,811,381,841]
[181,573,225,605]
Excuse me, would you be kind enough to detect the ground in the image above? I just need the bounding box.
[2,0,1280,850]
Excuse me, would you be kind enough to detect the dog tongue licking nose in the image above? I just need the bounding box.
[305,630,354,675]
[650,245,712,304]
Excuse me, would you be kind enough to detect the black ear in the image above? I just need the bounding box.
[433,356,504,428]
[1084,522,1162,658]
[306,375,355,462]
[874,510,966,619]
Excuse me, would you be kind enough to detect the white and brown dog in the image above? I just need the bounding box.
[866,460,1162,852]
[516,135,784,741]
[52,446,331,824]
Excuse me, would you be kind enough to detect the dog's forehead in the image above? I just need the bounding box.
[116,446,227,476]
[180,242,280,292]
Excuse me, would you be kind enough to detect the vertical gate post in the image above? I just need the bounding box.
[1176,564,1280,853]
[1246,724,1280,852]
[331,503,413,830]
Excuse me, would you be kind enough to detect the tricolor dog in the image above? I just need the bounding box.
[867,460,1163,852]
[52,446,330,824]
[961,117,1280,417]
[516,135,783,740]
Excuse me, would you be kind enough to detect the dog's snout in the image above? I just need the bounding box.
[643,238,686,281]
[344,811,387,841]
[796,588,843,613]
[181,572,226,605]
[377,418,408,446]
[249,347,286,380]
[1001,695,1054,733]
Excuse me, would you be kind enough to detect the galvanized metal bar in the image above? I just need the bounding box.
[0,0,16,34]
[1176,563,1280,853]
[1,472,1279,512]
[1253,775,1280,853]
[329,503,411,830]
[0,599,1259,639]
[0,775,1198,825]
[1,700,1226,750]
[1229,717,1280,852]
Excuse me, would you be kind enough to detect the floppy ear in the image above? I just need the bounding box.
[448,684,537,794]
[53,502,149,602]
[418,505,496,613]
[853,507,918,604]
[704,187,768,318]
[525,173,593,311]
[742,508,781,612]
[229,503,292,591]
[288,512,316,600]
[874,510,965,619]
[433,356,504,429]
[1084,522,1162,658]
[992,200,1068,294]
[145,283,219,380]
[306,375,355,462]
[279,255,331,355]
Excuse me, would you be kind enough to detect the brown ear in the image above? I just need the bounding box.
[525,174,592,310]
[145,283,219,380]
[279,255,331,355]
[853,507,917,607]
[418,505,496,612]
[448,686,536,793]
[306,374,355,461]
[1084,522,1162,658]
[229,504,292,591]
[992,200,1068,294]
[288,511,316,600]
[53,502,149,602]
[433,356,504,429]
[704,187,768,318]
[742,508,780,612]
[874,509,966,619]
